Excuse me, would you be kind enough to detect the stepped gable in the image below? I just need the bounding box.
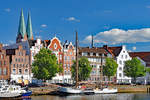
[3,41,30,55]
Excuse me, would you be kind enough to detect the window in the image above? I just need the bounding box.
[0,68,1,75]
[119,73,122,77]
[16,58,17,62]
[19,69,22,74]
[3,68,7,75]
[123,51,125,53]
[82,52,87,56]
[119,60,122,65]
[96,53,99,57]
[121,55,123,59]
[65,56,67,61]
[72,57,74,60]
[68,56,70,61]
[12,69,16,74]
[54,43,57,49]
[119,67,122,71]
[125,55,128,59]
[25,69,28,74]
[4,61,6,65]
[13,64,15,67]
[70,52,72,55]
[90,53,93,56]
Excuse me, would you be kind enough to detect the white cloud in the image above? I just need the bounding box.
[83,28,150,44]
[8,40,14,44]
[41,24,47,28]
[66,17,80,22]
[132,46,136,50]
[4,8,11,12]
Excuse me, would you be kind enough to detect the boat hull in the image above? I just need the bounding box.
[0,93,21,98]
[94,88,118,94]
[22,91,32,96]
[58,87,83,95]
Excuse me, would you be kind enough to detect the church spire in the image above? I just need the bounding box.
[26,11,33,40]
[18,9,26,37]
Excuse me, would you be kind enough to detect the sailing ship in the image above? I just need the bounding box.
[58,31,83,94]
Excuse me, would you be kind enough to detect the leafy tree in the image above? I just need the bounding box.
[146,67,150,74]
[103,57,118,81]
[32,48,62,81]
[124,58,146,83]
[71,57,92,81]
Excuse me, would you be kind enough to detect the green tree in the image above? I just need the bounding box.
[71,57,92,81]
[32,48,62,81]
[124,58,146,83]
[103,57,118,81]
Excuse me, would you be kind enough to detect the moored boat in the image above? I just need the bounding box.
[94,88,118,94]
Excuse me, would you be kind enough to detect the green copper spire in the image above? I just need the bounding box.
[26,11,33,40]
[18,9,26,37]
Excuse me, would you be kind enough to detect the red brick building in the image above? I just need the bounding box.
[63,41,75,83]
[0,44,10,80]
[4,41,32,84]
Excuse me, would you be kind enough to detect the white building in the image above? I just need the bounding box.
[29,38,43,64]
[103,45,132,83]
[129,52,150,84]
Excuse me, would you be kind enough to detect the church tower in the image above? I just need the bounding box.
[26,12,33,40]
[16,9,28,43]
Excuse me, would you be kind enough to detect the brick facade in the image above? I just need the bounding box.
[0,44,10,80]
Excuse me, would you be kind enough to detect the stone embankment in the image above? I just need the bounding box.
[29,85,150,95]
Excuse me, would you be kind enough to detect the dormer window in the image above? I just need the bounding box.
[90,53,93,56]
[96,53,99,57]
[82,52,87,56]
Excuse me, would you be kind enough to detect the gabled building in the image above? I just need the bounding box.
[47,36,63,83]
[3,41,32,84]
[79,47,114,83]
[103,45,132,83]
[0,44,10,80]
[63,41,75,83]
[29,38,43,64]
[129,52,150,84]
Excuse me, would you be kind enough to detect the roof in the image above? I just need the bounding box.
[26,12,33,40]
[129,52,150,63]
[18,9,26,37]
[79,47,108,54]
[107,46,122,56]
[3,41,30,55]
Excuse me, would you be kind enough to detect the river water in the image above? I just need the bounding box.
[30,93,150,100]
[4,93,150,100]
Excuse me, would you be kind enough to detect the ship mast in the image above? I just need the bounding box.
[75,31,79,88]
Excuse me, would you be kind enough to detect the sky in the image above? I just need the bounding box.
[1,0,150,52]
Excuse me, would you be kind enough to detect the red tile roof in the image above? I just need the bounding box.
[129,52,150,63]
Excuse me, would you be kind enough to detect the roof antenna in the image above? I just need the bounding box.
[91,34,94,48]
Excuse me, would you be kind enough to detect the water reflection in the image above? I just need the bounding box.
[3,94,150,100]
[31,93,150,100]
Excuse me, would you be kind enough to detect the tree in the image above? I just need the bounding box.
[32,48,62,81]
[71,57,92,81]
[103,57,118,81]
[124,58,146,83]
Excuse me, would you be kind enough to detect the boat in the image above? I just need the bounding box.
[0,83,32,98]
[58,87,83,94]
[0,85,22,98]
[58,31,83,95]
[83,88,95,95]
[94,88,118,94]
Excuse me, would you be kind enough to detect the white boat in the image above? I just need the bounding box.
[0,84,28,98]
[58,87,83,94]
[0,85,22,98]
[94,88,118,94]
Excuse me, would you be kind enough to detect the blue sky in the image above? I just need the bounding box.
[1,0,150,51]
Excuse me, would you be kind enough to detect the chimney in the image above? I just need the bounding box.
[0,44,3,50]
[103,45,108,50]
